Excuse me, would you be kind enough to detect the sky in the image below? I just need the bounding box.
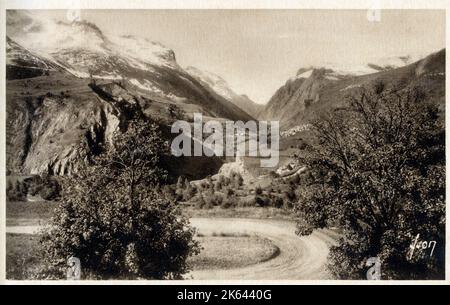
[21,10,447,104]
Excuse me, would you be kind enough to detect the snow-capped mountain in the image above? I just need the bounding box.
[185,67,235,100]
[6,10,254,176]
[7,10,178,78]
[6,10,252,121]
[185,66,264,118]
[6,36,62,80]
[289,53,429,82]
[259,49,445,129]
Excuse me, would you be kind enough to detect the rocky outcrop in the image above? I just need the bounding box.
[259,69,331,127]
[7,79,127,175]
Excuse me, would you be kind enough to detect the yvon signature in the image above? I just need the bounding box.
[409,234,436,260]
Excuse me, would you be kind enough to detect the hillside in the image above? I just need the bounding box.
[259,50,445,130]
[6,11,256,177]
[185,66,264,118]
[6,11,252,122]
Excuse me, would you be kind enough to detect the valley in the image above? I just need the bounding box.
[4,10,446,281]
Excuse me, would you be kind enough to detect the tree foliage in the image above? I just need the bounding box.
[40,120,200,279]
[295,85,445,279]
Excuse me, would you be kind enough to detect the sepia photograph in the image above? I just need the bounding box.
[1,1,447,285]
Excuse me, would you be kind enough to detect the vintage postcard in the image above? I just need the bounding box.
[0,0,448,286]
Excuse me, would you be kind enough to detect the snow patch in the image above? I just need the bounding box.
[185,66,236,101]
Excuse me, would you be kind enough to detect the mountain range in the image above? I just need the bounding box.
[6,11,253,121]
[259,50,445,129]
[5,10,445,177]
[6,11,254,177]
[185,66,264,118]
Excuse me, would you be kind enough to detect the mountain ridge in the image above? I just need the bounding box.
[185,66,264,118]
[6,10,252,122]
[259,49,445,130]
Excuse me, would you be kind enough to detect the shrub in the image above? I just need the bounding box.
[214,181,223,191]
[295,86,445,279]
[39,179,60,201]
[27,175,61,201]
[232,172,244,188]
[255,195,270,207]
[162,185,176,202]
[195,194,206,209]
[182,183,196,201]
[269,171,279,178]
[221,197,233,209]
[224,187,234,197]
[176,176,184,190]
[284,188,296,202]
[273,196,284,209]
[40,120,200,279]
[282,200,293,210]
[6,180,27,201]
[255,186,263,195]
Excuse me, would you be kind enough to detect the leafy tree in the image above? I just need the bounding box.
[162,185,176,202]
[295,85,445,279]
[27,175,61,201]
[184,178,190,189]
[182,179,196,201]
[233,172,244,188]
[221,197,233,209]
[40,120,200,279]
[255,186,263,196]
[6,180,27,202]
[175,176,185,199]
[38,177,61,201]
[273,196,284,209]
[195,194,207,209]
[176,176,184,190]
[214,180,223,191]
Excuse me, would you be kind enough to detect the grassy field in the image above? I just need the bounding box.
[184,206,294,220]
[6,233,43,280]
[6,200,56,226]
[188,234,279,270]
[6,232,280,279]
[7,200,295,223]
[6,200,291,279]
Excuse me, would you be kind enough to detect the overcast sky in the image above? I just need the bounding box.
[28,10,446,104]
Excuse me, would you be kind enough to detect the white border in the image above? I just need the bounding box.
[1,0,449,285]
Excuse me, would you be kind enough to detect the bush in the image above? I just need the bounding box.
[26,175,61,201]
[255,186,263,195]
[295,86,445,279]
[6,180,27,201]
[40,120,200,279]
[182,182,196,201]
[162,185,177,202]
[273,196,284,208]
[176,176,184,190]
[195,194,207,209]
[214,181,223,191]
[232,172,244,188]
[269,171,279,178]
[39,181,60,201]
[221,197,233,209]
[255,195,270,207]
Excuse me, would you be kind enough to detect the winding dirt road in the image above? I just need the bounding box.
[6,218,339,280]
[189,218,338,280]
